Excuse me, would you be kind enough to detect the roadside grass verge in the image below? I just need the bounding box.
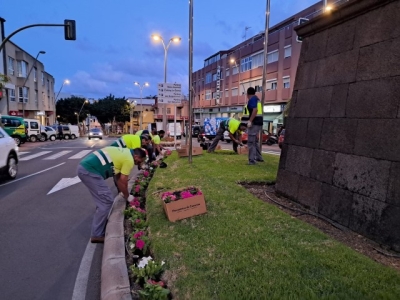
[146,152,400,299]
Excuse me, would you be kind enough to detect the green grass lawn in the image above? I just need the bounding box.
[146,151,400,299]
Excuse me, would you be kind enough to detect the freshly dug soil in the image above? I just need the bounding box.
[243,183,400,272]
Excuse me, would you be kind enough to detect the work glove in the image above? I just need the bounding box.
[126,195,135,202]
[239,143,244,147]
[247,121,252,128]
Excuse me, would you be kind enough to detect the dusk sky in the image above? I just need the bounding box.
[2,0,318,99]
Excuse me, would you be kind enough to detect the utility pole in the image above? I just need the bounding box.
[188,0,194,163]
[0,18,9,115]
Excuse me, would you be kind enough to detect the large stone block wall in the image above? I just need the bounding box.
[276,0,400,251]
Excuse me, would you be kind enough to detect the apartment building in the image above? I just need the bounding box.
[1,41,55,125]
[192,0,339,133]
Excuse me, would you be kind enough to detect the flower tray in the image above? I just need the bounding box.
[237,146,248,155]
[176,146,203,158]
[162,189,207,222]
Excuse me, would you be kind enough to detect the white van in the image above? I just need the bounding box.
[69,125,80,139]
[24,119,42,142]
[167,122,182,139]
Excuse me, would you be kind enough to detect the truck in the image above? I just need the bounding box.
[203,117,228,140]
[167,122,182,139]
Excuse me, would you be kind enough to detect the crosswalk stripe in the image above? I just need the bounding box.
[19,152,30,155]
[44,150,73,160]
[19,151,52,161]
[68,150,92,159]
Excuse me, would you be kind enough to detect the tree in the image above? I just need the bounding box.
[90,94,130,125]
[56,96,89,124]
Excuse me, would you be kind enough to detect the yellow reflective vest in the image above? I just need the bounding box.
[241,101,263,124]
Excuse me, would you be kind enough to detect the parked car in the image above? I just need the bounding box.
[224,130,269,144]
[39,126,57,141]
[51,125,79,140]
[278,129,285,149]
[88,128,103,140]
[0,127,19,179]
[24,118,42,142]
[0,115,27,146]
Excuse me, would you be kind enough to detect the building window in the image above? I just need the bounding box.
[33,67,37,82]
[284,45,292,58]
[283,77,290,88]
[47,79,50,92]
[35,90,38,103]
[231,88,238,96]
[225,68,230,77]
[232,66,239,75]
[240,56,252,72]
[9,89,16,102]
[17,61,28,77]
[205,73,212,84]
[251,52,264,69]
[212,73,217,81]
[267,50,279,63]
[205,90,212,100]
[41,72,45,85]
[225,89,229,97]
[267,79,278,90]
[212,91,221,99]
[18,87,29,103]
[8,57,15,75]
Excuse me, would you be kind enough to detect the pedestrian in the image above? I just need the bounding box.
[242,87,264,165]
[57,124,63,140]
[77,147,147,243]
[207,118,247,153]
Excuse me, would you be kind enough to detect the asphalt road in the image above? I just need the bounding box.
[0,136,280,299]
[0,136,114,300]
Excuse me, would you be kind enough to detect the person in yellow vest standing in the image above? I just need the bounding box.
[207,118,247,153]
[243,87,264,165]
[77,147,147,243]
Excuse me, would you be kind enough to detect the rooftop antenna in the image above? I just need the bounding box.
[242,26,251,40]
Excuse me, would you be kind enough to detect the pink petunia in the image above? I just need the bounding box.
[135,219,142,223]
[134,207,146,214]
[133,231,145,239]
[143,171,149,177]
[135,239,145,250]
[181,191,193,199]
[197,191,203,195]
[135,185,140,193]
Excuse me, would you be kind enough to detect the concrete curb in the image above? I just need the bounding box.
[101,168,140,300]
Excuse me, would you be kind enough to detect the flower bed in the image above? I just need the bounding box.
[123,153,171,299]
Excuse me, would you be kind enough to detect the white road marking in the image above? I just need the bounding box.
[0,163,65,187]
[68,150,92,159]
[19,151,52,161]
[71,241,97,300]
[47,176,81,195]
[90,143,97,148]
[43,150,72,160]
[18,152,30,155]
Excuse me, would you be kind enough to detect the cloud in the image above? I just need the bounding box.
[68,71,110,96]
[215,20,233,35]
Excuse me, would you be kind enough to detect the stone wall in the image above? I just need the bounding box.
[276,0,400,251]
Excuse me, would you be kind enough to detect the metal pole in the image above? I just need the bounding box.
[130,103,133,134]
[163,44,168,132]
[323,0,327,10]
[1,18,10,115]
[188,0,194,163]
[140,87,143,129]
[54,82,65,103]
[260,0,271,152]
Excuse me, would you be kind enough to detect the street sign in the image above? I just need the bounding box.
[158,83,182,104]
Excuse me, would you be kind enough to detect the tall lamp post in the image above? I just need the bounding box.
[134,82,149,130]
[127,99,137,134]
[22,50,45,117]
[55,79,70,103]
[76,99,89,134]
[151,34,181,131]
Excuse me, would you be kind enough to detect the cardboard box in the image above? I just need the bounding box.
[237,146,248,155]
[176,146,203,158]
[216,145,222,150]
[162,192,207,222]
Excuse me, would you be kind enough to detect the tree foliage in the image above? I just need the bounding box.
[56,96,89,124]
[90,94,130,124]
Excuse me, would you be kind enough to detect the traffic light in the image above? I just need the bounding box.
[296,18,309,42]
[64,19,76,40]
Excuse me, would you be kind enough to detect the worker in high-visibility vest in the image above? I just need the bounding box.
[77,147,147,243]
[241,103,263,162]
[150,127,166,156]
[243,87,264,165]
[207,118,247,153]
[110,134,151,149]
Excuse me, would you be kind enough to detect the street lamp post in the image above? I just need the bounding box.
[22,50,45,118]
[134,82,149,130]
[151,34,181,131]
[127,99,137,134]
[54,79,70,103]
[76,99,89,134]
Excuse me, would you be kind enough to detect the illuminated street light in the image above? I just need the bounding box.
[150,34,181,130]
[134,82,150,129]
